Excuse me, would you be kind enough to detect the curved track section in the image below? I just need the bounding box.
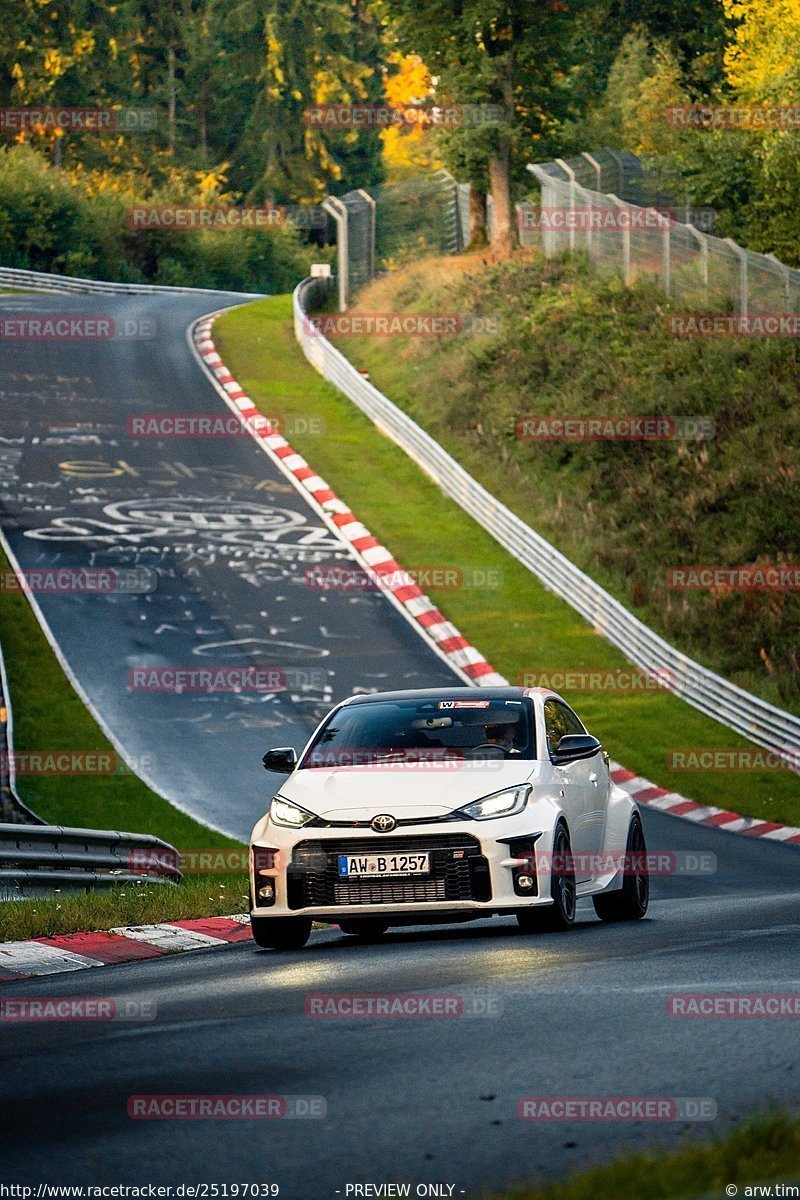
[0,290,460,837]
[0,287,799,1197]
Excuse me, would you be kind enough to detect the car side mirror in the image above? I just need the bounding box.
[262,747,298,773]
[552,734,602,763]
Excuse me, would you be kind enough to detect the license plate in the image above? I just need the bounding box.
[338,852,430,878]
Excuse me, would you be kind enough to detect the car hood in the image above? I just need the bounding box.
[280,760,539,820]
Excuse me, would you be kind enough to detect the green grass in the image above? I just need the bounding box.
[0,541,247,940]
[489,1111,800,1200]
[338,252,800,717]
[0,876,248,942]
[215,294,800,826]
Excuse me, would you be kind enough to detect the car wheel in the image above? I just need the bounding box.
[251,916,312,950]
[338,919,389,941]
[592,814,649,922]
[517,822,576,933]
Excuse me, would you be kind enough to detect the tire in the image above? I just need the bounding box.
[338,919,389,941]
[250,916,312,950]
[517,822,576,933]
[592,814,649,922]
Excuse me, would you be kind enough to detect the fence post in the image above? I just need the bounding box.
[555,158,577,252]
[685,224,709,305]
[724,236,748,316]
[322,196,349,311]
[604,148,627,196]
[661,213,671,299]
[766,252,791,311]
[456,183,471,251]
[355,188,376,280]
[608,194,631,285]
[526,164,556,256]
[581,151,602,190]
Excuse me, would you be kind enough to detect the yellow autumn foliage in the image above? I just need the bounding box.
[723,0,800,101]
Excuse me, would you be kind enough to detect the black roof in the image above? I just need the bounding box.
[346,686,529,706]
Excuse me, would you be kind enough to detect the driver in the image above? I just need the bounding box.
[484,722,521,754]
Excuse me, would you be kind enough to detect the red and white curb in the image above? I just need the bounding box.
[192,314,505,687]
[0,915,251,983]
[610,762,800,843]
[191,315,800,852]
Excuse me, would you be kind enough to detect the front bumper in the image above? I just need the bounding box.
[250,824,548,920]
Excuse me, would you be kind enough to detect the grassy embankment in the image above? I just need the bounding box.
[491,1110,800,1200]
[215,291,800,826]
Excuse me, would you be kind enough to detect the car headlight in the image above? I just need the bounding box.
[268,795,315,828]
[454,784,532,821]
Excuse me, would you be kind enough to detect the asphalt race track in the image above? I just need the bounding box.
[1,288,799,1195]
[0,290,459,837]
[1,814,799,1194]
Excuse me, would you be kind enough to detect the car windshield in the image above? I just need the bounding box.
[301,698,535,767]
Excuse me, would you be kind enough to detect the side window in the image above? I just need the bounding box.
[558,702,586,737]
[544,699,569,756]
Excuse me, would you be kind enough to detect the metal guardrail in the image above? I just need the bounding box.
[0,640,181,892]
[0,824,182,894]
[294,275,800,767]
[0,266,263,298]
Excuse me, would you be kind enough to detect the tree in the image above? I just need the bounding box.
[376,0,586,254]
[722,0,800,102]
[228,0,385,202]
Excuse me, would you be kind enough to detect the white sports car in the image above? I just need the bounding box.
[248,686,649,949]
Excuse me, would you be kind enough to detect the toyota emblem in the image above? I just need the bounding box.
[371,814,397,833]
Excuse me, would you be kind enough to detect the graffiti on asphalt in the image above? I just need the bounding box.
[24,498,343,565]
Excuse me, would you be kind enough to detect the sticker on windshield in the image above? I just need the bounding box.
[438,700,491,709]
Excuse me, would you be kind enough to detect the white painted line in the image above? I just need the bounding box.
[302,476,330,493]
[110,924,227,951]
[361,545,394,567]
[338,521,370,542]
[281,454,307,472]
[762,826,800,842]
[426,621,462,643]
[446,646,487,668]
[615,776,650,796]
[679,805,725,823]
[404,596,439,617]
[643,793,691,811]
[321,499,351,515]
[0,942,101,974]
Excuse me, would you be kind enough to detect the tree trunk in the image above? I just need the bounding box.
[468,187,487,247]
[199,94,207,164]
[488,43,517,257]
[488,139,516,256]
[167,45,176,155]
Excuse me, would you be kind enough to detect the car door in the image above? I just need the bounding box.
[544,699,607,876]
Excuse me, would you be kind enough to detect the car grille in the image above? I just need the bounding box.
[287,834,491,910]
